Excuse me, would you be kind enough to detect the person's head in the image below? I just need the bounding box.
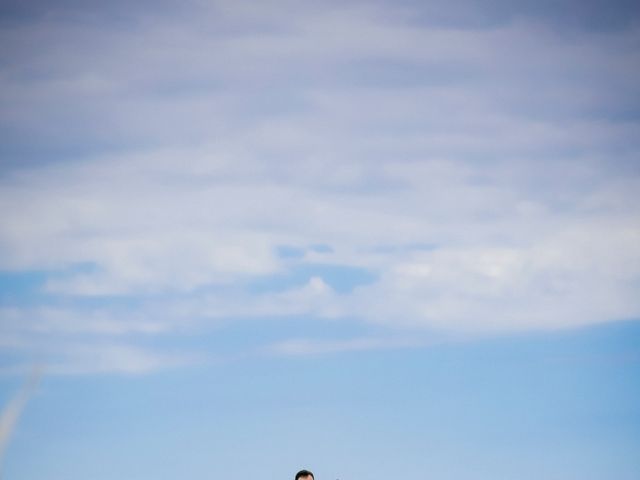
[295,469,314,480]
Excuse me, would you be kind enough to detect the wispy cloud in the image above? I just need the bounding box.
[266,336,429,356]
[0,368,41,472]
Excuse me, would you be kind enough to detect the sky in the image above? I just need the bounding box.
[0,0,639,478]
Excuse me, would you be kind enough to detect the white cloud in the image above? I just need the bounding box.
[0,307,174,336]
[266,336,426,356]
[1,142,639,334]
[0,340,199,376]
[0,0,639,372]
[45,344,199,375]
[345,221,640,332]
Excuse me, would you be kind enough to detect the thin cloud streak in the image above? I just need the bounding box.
[265,336,432,356]
[0,368,41,473]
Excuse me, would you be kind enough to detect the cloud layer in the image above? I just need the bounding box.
[1,0,639,373]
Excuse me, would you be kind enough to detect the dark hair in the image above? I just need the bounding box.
[295,470,314,480]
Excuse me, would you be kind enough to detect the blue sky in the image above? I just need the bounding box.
[1,0,639,478]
